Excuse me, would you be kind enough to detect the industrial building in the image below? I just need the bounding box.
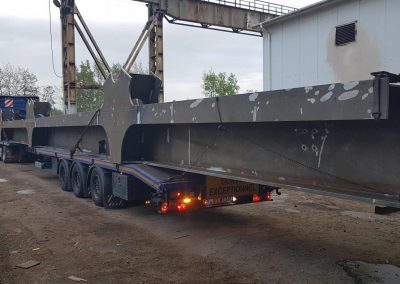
[261,0,400,91]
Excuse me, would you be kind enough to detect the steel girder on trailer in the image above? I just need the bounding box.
[1,70,399,208]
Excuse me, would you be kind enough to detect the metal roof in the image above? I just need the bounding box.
[258,0,346,29]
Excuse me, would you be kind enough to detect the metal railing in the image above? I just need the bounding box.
[201,0,296,16]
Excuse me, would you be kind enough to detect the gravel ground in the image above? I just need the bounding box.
[0,162,399,283]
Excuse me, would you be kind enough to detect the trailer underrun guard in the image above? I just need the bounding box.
[1,71,400,212]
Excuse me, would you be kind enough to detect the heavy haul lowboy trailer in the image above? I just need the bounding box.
[1,71,400,212]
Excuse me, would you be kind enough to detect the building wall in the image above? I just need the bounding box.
[263,0,400,90]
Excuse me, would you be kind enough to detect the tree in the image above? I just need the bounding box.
[130,62,147,75]
[202,69,240,97]
[0,63,63,115]
[76,60,103,112]
[76,60,148,112]
[0,63,39,96]
[39,85,63,115]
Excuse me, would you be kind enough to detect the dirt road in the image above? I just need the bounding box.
[1,163,399,283]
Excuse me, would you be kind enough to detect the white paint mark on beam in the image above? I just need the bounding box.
[320,91,333,102]
[249,93,258,102]
[207,166,226,173]
[251,106,260,121]
[338,90,360,101]
[343,81,359,91]
[190,99,204,108]
[318,135,328,168]
[305,86,313,94]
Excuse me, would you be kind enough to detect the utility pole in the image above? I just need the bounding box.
[60,0,77,114]
[148,5,164,103]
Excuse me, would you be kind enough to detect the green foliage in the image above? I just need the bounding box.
[130,62,147,74]
[76,61,147,112]
[39,85,63,115]
[202,69,240,97]
[76,60,103,112]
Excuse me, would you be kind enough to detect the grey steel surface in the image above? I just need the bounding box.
[133,0,291,33]
[0,71,399,208]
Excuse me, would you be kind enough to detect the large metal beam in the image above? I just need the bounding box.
[1,72,399,208]
[135,0,295,33]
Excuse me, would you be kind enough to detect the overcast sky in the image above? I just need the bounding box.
[0,0,319,102]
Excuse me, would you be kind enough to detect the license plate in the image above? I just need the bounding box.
[206,177,258,200]
[207,196,234,206]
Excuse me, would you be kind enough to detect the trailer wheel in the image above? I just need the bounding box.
[90,167,106,207]
[71,163,88,198]
[58,159,72,191]
[89,167,126,209]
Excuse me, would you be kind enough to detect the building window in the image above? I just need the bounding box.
[335,22,357,46]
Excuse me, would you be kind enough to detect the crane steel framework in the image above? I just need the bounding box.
[57,0,295,113]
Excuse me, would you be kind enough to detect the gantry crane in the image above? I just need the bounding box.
[54,0,295,113]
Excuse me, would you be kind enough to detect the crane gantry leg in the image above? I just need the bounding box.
[148,5,164,103]
[60,0,77,114]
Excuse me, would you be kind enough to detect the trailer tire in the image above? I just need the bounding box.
[71,163,88,198]
[90,167,106,207]
[89,167,127,209]
[58,159,72,191]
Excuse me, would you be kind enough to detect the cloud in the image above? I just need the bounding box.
[0,16,263,102]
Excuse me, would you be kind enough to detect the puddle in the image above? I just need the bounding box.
[340,260,400,284]
[16,189,35,195]
[0,178,8,183]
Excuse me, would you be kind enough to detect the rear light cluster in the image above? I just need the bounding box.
[156,191,274,214]
[158,196,203,214]
[252,192,273,202]
[160,202,169,214]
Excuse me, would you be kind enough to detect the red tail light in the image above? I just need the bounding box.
[252,194,261,202]
[177,203,187,212]
[160,202,168,214]
[265,192,273,201]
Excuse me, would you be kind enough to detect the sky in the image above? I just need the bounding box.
[0,0,319,102]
